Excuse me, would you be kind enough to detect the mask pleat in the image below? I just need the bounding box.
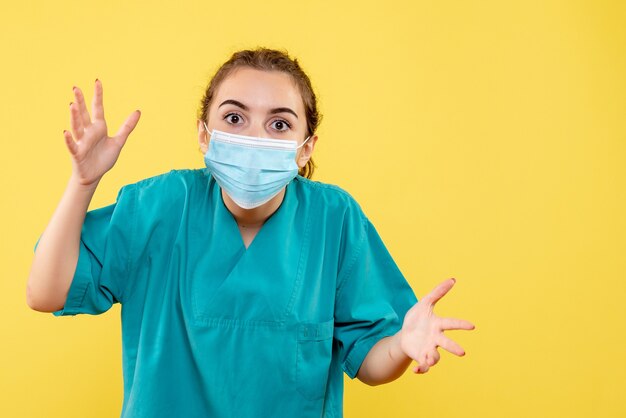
[203,129,303,209]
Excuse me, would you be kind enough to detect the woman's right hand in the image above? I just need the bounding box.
[64,79,141,188]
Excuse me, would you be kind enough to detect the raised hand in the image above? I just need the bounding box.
[399,278,476,374]
[63,79,141,188]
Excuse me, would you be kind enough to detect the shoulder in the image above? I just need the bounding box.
[127,168,204,189]
[122,168,206,195]
[293,175,360,205]
[115,168,207,211]
[293,175,368,223]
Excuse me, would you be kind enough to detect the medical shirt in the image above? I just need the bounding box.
[35,168,418,418]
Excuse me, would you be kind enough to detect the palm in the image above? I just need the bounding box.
[64,79,141,187]
[399,278,475,374]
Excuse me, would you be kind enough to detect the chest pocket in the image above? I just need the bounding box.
[295,319,335,401]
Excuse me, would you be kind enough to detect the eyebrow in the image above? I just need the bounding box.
[218,99,299,119]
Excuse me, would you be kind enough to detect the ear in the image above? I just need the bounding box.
[296,134,318,169]
[197,119,209,154]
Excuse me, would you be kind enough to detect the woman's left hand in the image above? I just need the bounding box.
[399,278,476,374]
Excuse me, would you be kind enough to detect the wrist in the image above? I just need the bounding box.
[388,330,409,362]
[68,174,100,193]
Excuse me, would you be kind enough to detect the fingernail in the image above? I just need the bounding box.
[452,278,456,283]
[95,78,99,82]
[69,102,72,106]
[72,86,76,91]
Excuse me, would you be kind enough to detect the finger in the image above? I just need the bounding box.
[63,129,78,155]
[73,86,91,127]
[425,352,434,367]
[413,361,422,374]
[114,110,141,147]
[433,349,441,364]
[424,349,439,367]
[92,79,105,121]
[415,353,429,373]
[413,354,429,374]
[402,348,425,374]
[414,365,428,373]
[440,317,476,331]
[400,343,424,365]
[69,102,84,140]
[437,335,466,356]
[421,278,456,306]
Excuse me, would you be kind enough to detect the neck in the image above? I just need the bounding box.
[221,188,286,227]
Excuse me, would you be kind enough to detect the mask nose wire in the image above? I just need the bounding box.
[204,121,311,150]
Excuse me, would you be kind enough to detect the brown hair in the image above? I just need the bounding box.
[197,47,322,179]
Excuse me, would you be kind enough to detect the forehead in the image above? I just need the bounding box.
[212,67,304,114]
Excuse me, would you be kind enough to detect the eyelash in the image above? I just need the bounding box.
[223,112,292,131]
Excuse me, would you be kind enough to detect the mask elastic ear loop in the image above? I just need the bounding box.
[203,121,212,140]
[296,134,312,150]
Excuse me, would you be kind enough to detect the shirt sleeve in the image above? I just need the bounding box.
[33,183,138,316]
[333,209,418,380]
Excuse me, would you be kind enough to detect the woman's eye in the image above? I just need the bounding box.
[224,113,243,124]
[271,119,291,132]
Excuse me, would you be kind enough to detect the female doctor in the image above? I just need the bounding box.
[27,48,476,418]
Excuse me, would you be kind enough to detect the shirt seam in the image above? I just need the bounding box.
[295,176,358,202]
[344,330,398,379]
[118,183,138,304]
[283,179,316,319]
[335,215,368,299]
[52,252,92,316]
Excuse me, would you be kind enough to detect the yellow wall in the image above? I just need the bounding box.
[3,0,625,416]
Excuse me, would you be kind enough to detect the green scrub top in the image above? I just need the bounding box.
[34,168,418,418]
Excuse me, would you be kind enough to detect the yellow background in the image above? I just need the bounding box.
[2,0,625,416]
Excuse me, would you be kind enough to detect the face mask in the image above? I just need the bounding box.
[203,122,311,209]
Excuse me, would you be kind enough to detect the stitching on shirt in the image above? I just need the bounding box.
[192,315,288,329]
[295,176,369,299]
[344,331,396,378]
[283,181,317,319]
[335,216,368,300]
[119,184,138,303]
[76,280,91,312]
[295,176,360,203]
[190,172,311,327]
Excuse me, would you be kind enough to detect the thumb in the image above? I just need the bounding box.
[115,110,141,147]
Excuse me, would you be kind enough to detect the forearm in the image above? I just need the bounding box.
[356,330,413,386]
[26,174,99,312]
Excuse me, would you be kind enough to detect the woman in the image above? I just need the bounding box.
[27,47,475,417]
